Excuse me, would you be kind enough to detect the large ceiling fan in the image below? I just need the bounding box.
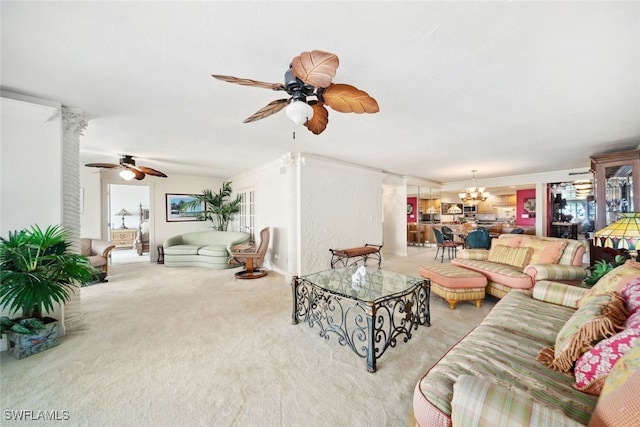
[85,155,168,180]
[212,50,380,135]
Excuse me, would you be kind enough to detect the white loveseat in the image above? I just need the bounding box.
[163,231,249,269]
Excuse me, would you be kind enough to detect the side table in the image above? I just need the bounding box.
[157,245,164,264]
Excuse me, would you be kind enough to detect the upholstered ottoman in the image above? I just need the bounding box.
[419,264,487,309]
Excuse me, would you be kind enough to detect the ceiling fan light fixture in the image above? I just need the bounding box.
[285,100,314,125]
[119,169,136,180]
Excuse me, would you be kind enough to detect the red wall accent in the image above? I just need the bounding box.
[407,197,417,222]
[516,189,536,226]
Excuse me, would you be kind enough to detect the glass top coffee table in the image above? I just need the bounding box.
[291,266,430,372]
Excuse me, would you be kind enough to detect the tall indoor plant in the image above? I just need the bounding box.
[0,225,98,344]
[185,181,242,231]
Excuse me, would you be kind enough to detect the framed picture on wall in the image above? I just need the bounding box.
[523,197,536,218]
[165,194,205,222]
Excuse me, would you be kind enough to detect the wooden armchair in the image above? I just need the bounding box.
[230,227,270,279]
[80,238,116,277]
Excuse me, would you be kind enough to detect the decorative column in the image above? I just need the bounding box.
[61,106,89,333]
[281,153,300,278]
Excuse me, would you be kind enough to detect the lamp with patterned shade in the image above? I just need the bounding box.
[593,212,640,261]
[447,205,462,214]
[114,208,131,229]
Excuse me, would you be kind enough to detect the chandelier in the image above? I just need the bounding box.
[459,170,489,205]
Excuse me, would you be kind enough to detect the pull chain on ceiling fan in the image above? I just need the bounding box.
[84,155,168,180]
[212,50,380,136]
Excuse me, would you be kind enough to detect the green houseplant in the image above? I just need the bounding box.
[184,181,242,231]
[0,224,98,358]
[583,255,627,287]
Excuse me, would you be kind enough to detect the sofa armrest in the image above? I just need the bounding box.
[532,280,589,308]
[163,235,183,248]
[91,239,116,258]
[451,375,584,427]
[456,249,489,261]
[524,264,588,283]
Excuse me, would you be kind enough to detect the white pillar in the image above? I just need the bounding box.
[61,107,88,334]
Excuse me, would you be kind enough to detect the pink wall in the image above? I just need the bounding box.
[516,189,536,226]
[407,197,417,222]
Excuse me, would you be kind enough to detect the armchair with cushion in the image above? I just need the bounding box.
[465,228,491,249]
[230,227,270,279]
[80,238,116,277]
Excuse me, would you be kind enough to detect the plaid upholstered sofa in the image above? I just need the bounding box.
[451,234,588,299]
[413,263,640,427]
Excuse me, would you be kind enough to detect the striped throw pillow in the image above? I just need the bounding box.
[488,245,533,270]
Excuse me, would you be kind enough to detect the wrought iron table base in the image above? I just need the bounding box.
[291,275,430,372]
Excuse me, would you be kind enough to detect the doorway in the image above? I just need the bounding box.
[107,183,151,265]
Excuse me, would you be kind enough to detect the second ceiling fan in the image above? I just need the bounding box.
[212,50,380,135]
[84,155,167,180]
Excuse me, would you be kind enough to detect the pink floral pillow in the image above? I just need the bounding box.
[621,276,640,315]
[574,311,640,395]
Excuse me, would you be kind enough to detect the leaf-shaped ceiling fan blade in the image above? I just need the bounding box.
[122,164,145,180]
[305,102,329,135]
[243,99,288,123]
[212,75,285,91]
[138,166,168,178]
[290,50,339,88]
[84,163,119,169]
[321,83,380,114]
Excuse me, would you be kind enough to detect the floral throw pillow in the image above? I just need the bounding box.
[621,276,640,315]
[574,311,640,395]
[538,291,629,373]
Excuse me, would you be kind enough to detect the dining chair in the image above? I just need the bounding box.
[433,228,461,262]
[441,226,455,242]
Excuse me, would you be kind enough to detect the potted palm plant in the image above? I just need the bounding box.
[184,181,242,231]
[0,224,98,358]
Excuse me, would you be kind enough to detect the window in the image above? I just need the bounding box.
[237,189,255,242]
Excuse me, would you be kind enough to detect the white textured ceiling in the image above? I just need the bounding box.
[2,1,639,184]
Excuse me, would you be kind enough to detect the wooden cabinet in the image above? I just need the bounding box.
[591,149,640,231]
[420,198,440,214]
[476,199,493,213]
[492,194,516,206]
[110,229,136,248]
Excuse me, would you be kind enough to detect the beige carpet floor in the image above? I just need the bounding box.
[1,247,496,426]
